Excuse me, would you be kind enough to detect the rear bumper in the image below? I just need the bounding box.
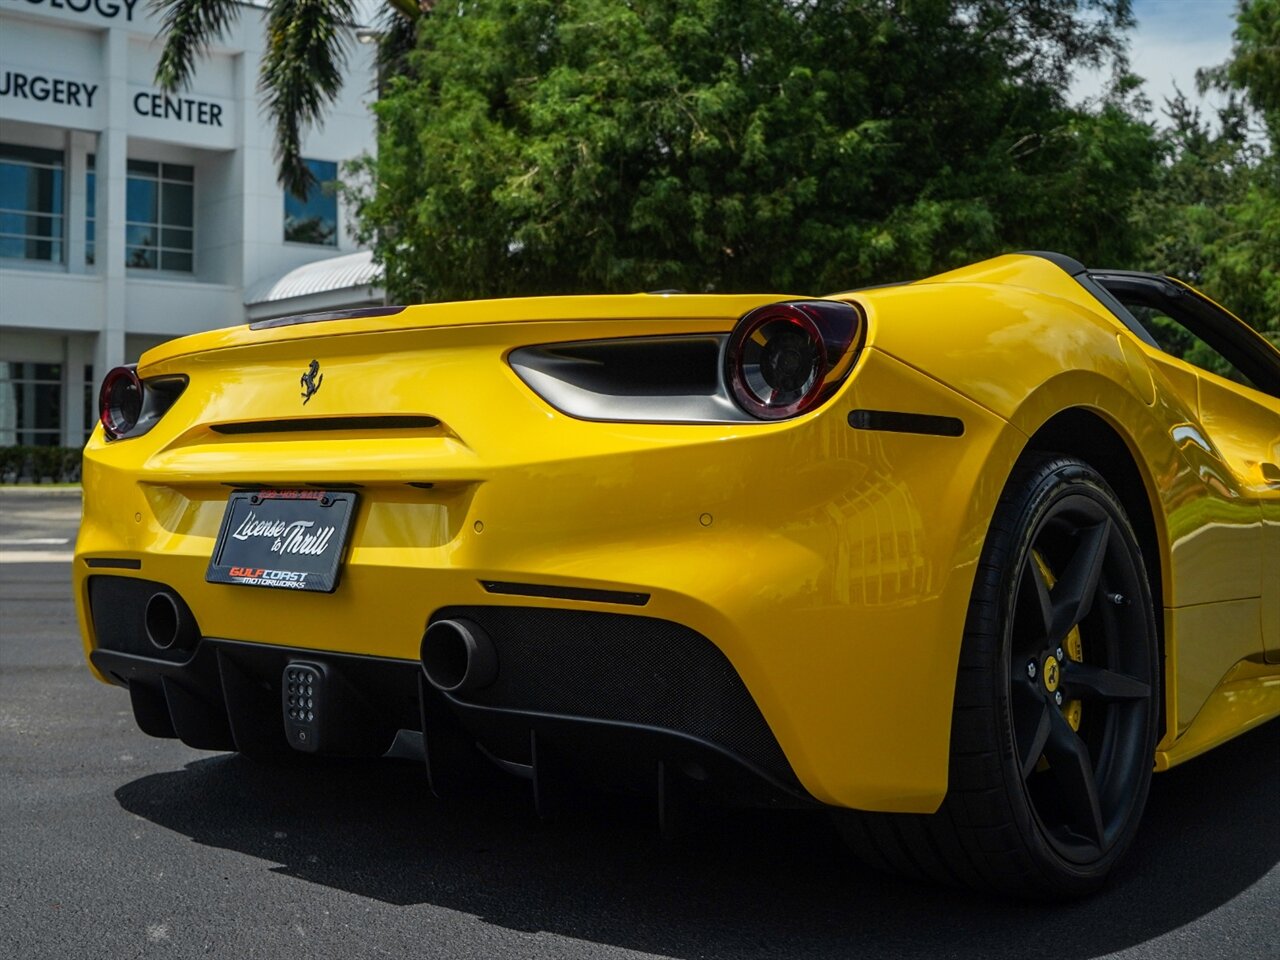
[88,590,811,807]
[74,347,1023,813]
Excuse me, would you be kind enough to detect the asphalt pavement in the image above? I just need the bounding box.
[1,489,1277,959]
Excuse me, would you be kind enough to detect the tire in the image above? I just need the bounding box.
[835,453,1160,898]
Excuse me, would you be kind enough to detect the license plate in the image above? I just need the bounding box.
[206,489,359,593]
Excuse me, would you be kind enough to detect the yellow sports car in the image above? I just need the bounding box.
[75,252,1280,898]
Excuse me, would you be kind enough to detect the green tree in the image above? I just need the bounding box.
[1207,0,1280,335]
[1205,0,1280,151]
[348,0,1160,302]
[150,0,429,197]
[1131,91,1261,287]
[1137,0,1280,335]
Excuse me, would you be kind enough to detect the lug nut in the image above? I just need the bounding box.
[1054,690,1064,706]
[1027,660,1037,679]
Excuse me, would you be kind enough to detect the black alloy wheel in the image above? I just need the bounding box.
[1008,484,1156,868]
[836,454,1160,898]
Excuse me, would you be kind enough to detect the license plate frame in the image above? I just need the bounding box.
[206,489,359,593]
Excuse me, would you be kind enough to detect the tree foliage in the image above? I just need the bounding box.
[349,0,1161,301]
[152,0,407,197]
[1136,0,1280,336]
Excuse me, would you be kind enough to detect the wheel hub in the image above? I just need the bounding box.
[1042,654,1061,693]
[1032,552,1084,730]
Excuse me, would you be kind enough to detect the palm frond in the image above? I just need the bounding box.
[260,0,358,198]
[374,2,422,89]
[151,0,242,91]
[384,0,423,22]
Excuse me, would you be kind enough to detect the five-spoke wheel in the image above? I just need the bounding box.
[1009,492,1155,868]
[836,453,1160,897]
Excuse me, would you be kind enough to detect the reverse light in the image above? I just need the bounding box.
[98,365,188,441]
[725,300,865,420]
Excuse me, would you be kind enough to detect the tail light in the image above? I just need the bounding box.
[99,365,188,441]
[99,366,143,439]
[724,300,865,420]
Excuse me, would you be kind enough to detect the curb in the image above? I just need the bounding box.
[0,486,83,498]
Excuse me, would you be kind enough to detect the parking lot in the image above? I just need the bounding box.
[1,489,1276,959]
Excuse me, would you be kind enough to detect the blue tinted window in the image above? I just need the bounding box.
[126,177,157,223]
[86,154,95,266]
[126,160,194,272]
[284,158,338,246]
[0,143,64,262]
[0,362,63,446]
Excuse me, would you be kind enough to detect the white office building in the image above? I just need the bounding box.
[0,0,382,447]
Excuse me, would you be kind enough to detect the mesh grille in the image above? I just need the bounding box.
[88,576,196,664]
[433,605,793,782]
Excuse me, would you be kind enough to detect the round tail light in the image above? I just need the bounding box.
[99,365,144,440]
[725,300,865,420]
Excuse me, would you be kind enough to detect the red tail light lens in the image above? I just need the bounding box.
[99,365,144,440]
[725,300,865,420]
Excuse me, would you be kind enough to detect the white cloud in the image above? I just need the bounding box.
[1073,0,1237,124]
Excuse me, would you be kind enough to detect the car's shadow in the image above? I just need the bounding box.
[116,719,1279,959]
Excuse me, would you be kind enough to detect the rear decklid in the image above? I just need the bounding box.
[137,293,795,373]
[122,292,810,488]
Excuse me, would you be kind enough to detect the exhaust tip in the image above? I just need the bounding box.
[144,592,183,650]
[421,618,497,694]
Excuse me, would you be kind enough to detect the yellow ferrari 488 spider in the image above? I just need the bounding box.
[74,252,1280,897]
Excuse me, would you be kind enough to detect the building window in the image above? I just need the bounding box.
[284,158,338,246]
[83,365,95,441]
[126,159,194,271]
[0,143,65,263]
[86,155,96,266]
[0,362,63,446]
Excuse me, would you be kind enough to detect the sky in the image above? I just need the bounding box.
[1073,0,1239,122]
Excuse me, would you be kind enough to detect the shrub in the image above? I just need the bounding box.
[0,445,84,483]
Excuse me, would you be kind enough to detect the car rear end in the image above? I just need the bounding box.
[75,290,1017,814]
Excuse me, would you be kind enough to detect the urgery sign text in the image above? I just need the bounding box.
[14,0,139,21]
[133,91,224,126]
[1,71,98,108]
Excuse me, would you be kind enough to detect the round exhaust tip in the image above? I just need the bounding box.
[144,592,183,650]
[421,618,497,694]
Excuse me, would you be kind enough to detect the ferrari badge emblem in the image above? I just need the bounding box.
[1043,655,1060,693]
[301,360,323,405]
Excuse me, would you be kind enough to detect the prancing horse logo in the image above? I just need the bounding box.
[1043,655,1061,693]
[300,360,323,405]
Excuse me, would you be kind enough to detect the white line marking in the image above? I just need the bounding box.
[0,551,74,563]
[0,538,70,545]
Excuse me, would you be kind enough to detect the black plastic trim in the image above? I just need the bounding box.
[443,696,815,805]
[93,646,198,674]
[847,409,965,437]
[1075,274,1161,348]
[89,575,202,663]
[248,306,405,330]
[210,415,439,435]
[90,637,811,806]
[1020,250,1088,276]
[1089,271,1280,397]
[480,580,650,606]
[84,557,142,569]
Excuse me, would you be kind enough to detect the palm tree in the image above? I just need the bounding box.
[151,0,426,198]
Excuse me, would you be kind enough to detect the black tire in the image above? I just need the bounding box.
[836,453,1160,898]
